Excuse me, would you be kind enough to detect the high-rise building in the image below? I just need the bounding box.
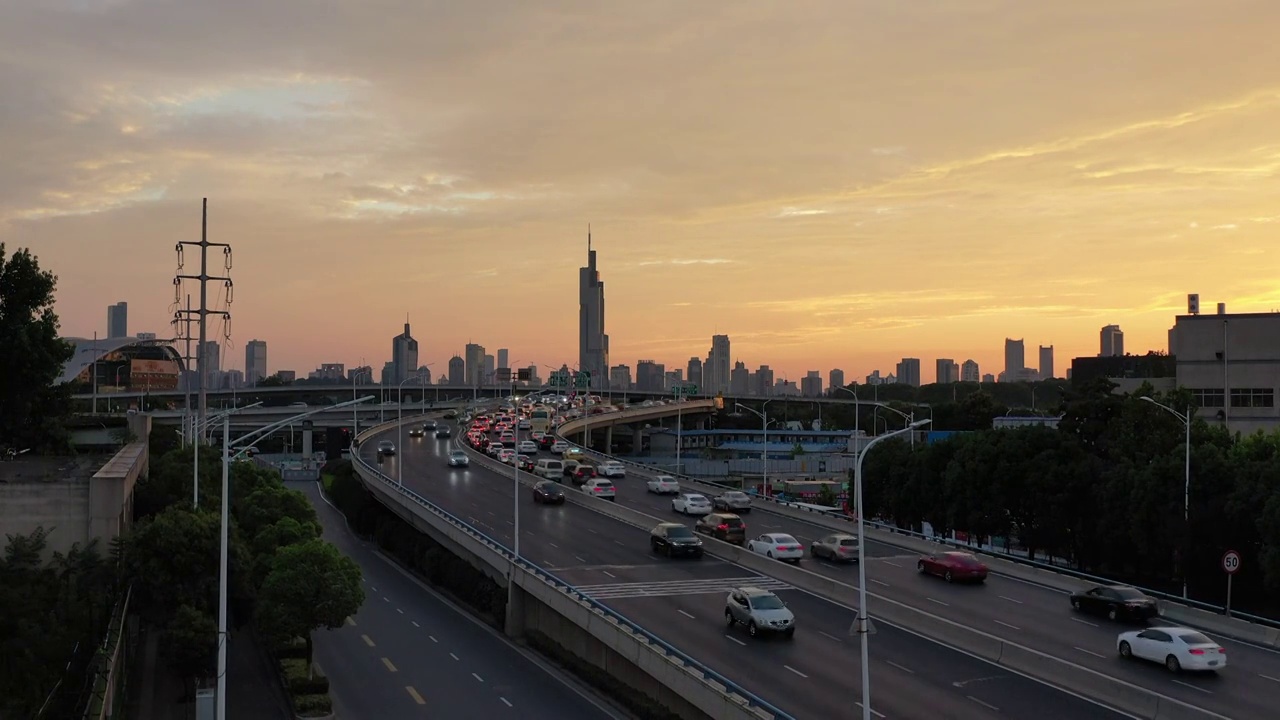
[665,369,684,390]
[107,302,127,338]
[464,343,485,386]
[1100,325,1124,357]
[705,335,731,393]
[982,372,995,383]
[961,359,980,382]
[381,361,396,385]
[349,365,373,383]
[635,360,664,392]
[687,357,703,391]
[801,370,823,397]
[199,340,221,389]
[245,339,268,386]
[523,365,540,386]
[1039,345,1055,379]
[483,354,495,384]
[391,322,419,384]
[895,358,922,387]
[730,362,751,395]
[497,348,509,371]
[755,365,774,396]
[447,355,465,385]
[935,358,959,384]
[1004,338,1026,380]
[578,230,609,390]
[609,364,632,390]
[829,369,845,393]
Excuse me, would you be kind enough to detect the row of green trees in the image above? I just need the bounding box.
[859,381,1280,615]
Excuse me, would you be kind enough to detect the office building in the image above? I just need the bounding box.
[687,357,703,390]
[1173,305,1280,435]
[755,365,774,396]
[312,363,344,382]
[578,230,609,390]
[829,369,845,394]
[276,370,296,382]
[982,373,995,383]
[1004,338,1025,380]
[199,340,220,389]
[107,302,128,339]
[705,335,731,394]
[497,348,509,372]
[483,354,495,384]
[635,360,664,392]
[731,362,751,395]
[416,365,432,384]
[936,358,959,384]
[380,361,395,386]
[245,340,268,385]
[391,322,419,384]
[447,355,465,385]
[1100,325,1125,357]
[609,364,632,390]
[866,370,884,385]
[464,343,485,386]
[960,359,980,382]
[895,358,922,387]
[774,379,800,396]
[665,369,684,390]
[1039,345,1055,379]
[222,369,244,389]
[800,370,823,397]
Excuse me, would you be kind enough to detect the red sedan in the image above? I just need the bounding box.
[917,551,988,583]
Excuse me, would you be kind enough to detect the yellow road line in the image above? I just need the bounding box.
[382,657,398,672]
[406,686,426,704]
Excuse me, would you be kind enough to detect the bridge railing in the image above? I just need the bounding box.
[350,416,793,719]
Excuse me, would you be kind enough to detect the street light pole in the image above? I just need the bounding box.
[1141,396,1193,599]
[853,418,931,720]
[735,401,774,496]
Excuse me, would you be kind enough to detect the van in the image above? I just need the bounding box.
[535,459,564,480]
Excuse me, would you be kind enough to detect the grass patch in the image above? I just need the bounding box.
[321,473,335,492]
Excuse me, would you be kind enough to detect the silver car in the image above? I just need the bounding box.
[448,450,469,467]
[725,587,795,639]
[713,491,753,513]
[810,533,859,562]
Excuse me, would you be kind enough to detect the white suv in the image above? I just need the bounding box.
[598,461,626,478]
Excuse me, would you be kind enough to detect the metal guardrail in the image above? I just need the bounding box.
[554,428,1280,632]
[350,418,793,720]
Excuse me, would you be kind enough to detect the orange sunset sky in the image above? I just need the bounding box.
[5,1,1280,384]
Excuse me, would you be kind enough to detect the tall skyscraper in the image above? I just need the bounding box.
[1100,325,1124,357]
[391,322,419,384]
[755,365,774,396]
[609,364,632,390]
[1039,345,1055,379]
[483,354,495,384]
[245,339,268,386]
[731,362,752,395]
[896,358,922,387]
[829,369,845,393]
[1004,338,1026,380]
[635,360,664,392]
[464,343,485,386]
[497,348,509,371]
[706,335,731,393]
[447,355,465,385]
[686,357,703,390]
[936,358,959,384]
[801,370,823,397]
[199,340,221,389]
[107,302,128,338]
[578,229,609,390]
[961,359,980,382]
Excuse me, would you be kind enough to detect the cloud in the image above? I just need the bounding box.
[636,258,734,267]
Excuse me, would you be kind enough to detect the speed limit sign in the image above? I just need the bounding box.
[1222,550,1241,575]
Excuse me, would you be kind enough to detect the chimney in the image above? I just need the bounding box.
[1217,303,1227,315]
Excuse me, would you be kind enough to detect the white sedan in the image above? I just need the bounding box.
[747,533,805,563]
[672,492,713,515]
[518,440,539,454]
[647,475,680,494]
[1118,627,1227,672]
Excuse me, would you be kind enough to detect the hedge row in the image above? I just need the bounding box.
[276,639,332,718]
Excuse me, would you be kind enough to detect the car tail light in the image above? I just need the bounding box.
[1189,649,1206,655]
[717,524,728,530]
[1219,648,1226,653]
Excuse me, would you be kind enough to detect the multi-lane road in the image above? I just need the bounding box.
[295,478,625,719]
[365,423,1156,719]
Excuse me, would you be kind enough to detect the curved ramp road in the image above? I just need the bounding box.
[368,428,1131,720]
[293,479,623,720]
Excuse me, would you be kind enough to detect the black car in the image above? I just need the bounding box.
[1070,584,1160,622]
[435,427,452,439]
[532,480,565,504]
[423,420,438,430]
[537,435,556,450]
[650,523,704,558]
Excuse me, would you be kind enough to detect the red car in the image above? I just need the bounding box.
[917,551,988,583]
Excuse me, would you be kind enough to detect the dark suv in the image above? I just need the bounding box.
[695,513,746,545]
[650,523,704,558]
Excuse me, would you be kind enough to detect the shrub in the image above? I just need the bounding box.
[279,657,330,695]
[276,636,308,660]
[293,693,333,717]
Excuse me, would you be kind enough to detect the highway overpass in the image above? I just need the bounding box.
[347,411,1279,719]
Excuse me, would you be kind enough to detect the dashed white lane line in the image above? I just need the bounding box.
[382,657,398,672]
[678,609,696,620]
[886,660,915,674]
[968,695,999,712]
[882,561,902,568]
[870,579,890,587]
[588,528,599,534]
[725,634,747,646]
[500,697,513,707]
[396,608,404,614]
[549,543,559,548]
[1261,673,1280,683]
[613,540,626,546]
[784,665,808,678]
[383,596,390,603]
[819,631,843,643]
[602,571,616,578]
[473,672,485,683]
[1074,646,1106,659]
[449,652,459,660]
[1070,617,1099,628]
[926,597,950,607]
[428,635,438,643]
[994,620,1021,631]
[1000,595,1024,604]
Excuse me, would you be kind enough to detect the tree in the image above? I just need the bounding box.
[238,484,318,542]
[162,604,218,696]
[257,539,364,670]
[0,244,75,452]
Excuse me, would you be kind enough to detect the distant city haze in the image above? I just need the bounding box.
[7,2,1280,380]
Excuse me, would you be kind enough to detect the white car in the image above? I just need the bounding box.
[486,442,504,456]
[581,478,617,500]
[550,441,569,453]
[672,493,712,515]
[598,461,626,478]
[518,440,539,454]
[1118,627,1227,672]
[747,533,804,563]
[518,419,531,430]
[647,475,680,494]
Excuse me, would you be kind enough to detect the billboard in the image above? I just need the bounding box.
[130,358,180,390]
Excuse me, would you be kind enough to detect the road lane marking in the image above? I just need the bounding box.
[361,634,375,647]
[855,702,886,718]
[1073,646,1106,659]
[764,524,781,529]
[994,620,1021,631]
[1171,679,1213,694]
[411,621,419,627]
[345,617,356,626]
[382,657,398,672]
[429,635,438,643]
[370,586,377,592]
[575,555,588,563]
[1070,617,1099,628]
[783,665,808,678]
[968,696,999,712]
[473,672,485,682]
[1261,673,1280,683]
[396,608,404,614]
[725,634,747,646]
[450,652,459,660]
[678,609,696,619]
[613,540,626,546]
[588,528,599,534]
[870,579,890,587]
[886,660,915,674]
[819,631,843,643]
[406,686,426,704]
[882,561,902,568]
[549,543,559,548]
[500,697,513,707]
[602,571,616,578]
[383,596,390,602]
[926,597,949,607]
[999,595,1024,604]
